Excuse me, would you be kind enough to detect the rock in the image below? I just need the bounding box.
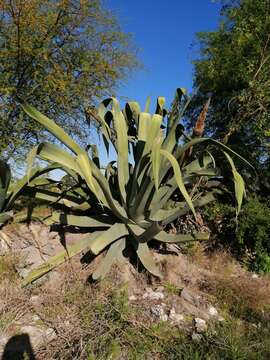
[0,230,12,255]
[251,273,259,279]
[149,291,164,300]
[181,288,200,307]
[218,316,225,322]
[30,295,41,305]
[192,332,203,342]
[19,325,56,348]
[129,295,137,301]
[16,268,31,279]
[156,286,164,292]
[143,288,165,301]
[208,306,218,317]
[169,308,184,323]
[151,305,168,321]
[31,314,41,322]
[142,292,148,299]
[0,334,8,348]
[194,318,207,333]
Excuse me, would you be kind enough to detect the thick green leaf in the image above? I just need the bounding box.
[144,96,151,112]
[224,152,245,215]
[154,231,209,243]
[22,104,83,155]
[0,211,13,226]
[0,160,11,211]
[89,223,129,255]
[160,149,196,217]
[51,213,114,227]
[162,191,219,225]
[135,241,163,278]
[92,238,126,281]
[22,231,103,286]
[110,98,129,205]
[6,164,60,210]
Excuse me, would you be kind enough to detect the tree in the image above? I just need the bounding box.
[0,0,138,161]
[191,0,270,165]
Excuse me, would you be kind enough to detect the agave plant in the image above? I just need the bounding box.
[0,160,13,226]
[22,89,250,285]
[0,159,61,227]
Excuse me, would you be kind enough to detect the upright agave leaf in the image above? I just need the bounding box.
[22,89,252,285]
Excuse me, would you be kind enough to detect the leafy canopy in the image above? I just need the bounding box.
[0,0,138,161]
[192,0,270,163]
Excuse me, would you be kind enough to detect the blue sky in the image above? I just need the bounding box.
[106,0,222,109]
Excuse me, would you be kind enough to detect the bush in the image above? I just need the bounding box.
[205,196,270,273]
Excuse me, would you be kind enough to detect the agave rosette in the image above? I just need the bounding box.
[22,89,250,285]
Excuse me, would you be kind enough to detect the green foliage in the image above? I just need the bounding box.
[0,0,138,162]
[192,0,270,163]
[0,160,12,225]
[206,196,270,273]
[0,158,58,226]
[237,197,270,273]
[22,90,250,285]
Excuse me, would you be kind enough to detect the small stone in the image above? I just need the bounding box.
[208,306,218,317]
[218,316,225,322]
[151,305,167,321]
[30,295,40,305]
[0,334,8,347]
[19,325,56,348]
[192,332,203,342]
[169,307,176,316]
[169,308,184,323]
[181,288,200,306]
[17,268,31,279]
[194,318,207,333]
[148,291,164,300]
[0,237,9,255]
[160,314,168,322]
[156,286,164,292]
[31,314,41,322]
[142,292,149,299]
[251,273,259,279]
[145,287,152,293]
[129,295,137,301]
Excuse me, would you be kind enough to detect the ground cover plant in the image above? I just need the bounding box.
[20,89,251,285]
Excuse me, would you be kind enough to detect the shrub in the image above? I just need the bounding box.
[205,196,270,273]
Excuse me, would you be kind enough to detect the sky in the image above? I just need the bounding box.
[106,0,222,109]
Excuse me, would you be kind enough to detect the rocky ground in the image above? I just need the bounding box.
[0,221,270,359]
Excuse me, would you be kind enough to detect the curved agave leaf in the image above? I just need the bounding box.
[22,231,103,286]
[0,211,13,226]
[50,212,114,227]
[22,104,82,155]
[6,164,60,210]
[176,137,253,169]
[160,149,196,217]
[92,238,126,281]
[0,160,11,212]
[223,152,245,215]
[134,241,163,278]
[154,231,209,243]
[162,190,219,225]
[88,223,129,255]
[109,98,129,206]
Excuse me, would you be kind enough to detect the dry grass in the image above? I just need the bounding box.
[188,245,270,323]
[0,239,270,359]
